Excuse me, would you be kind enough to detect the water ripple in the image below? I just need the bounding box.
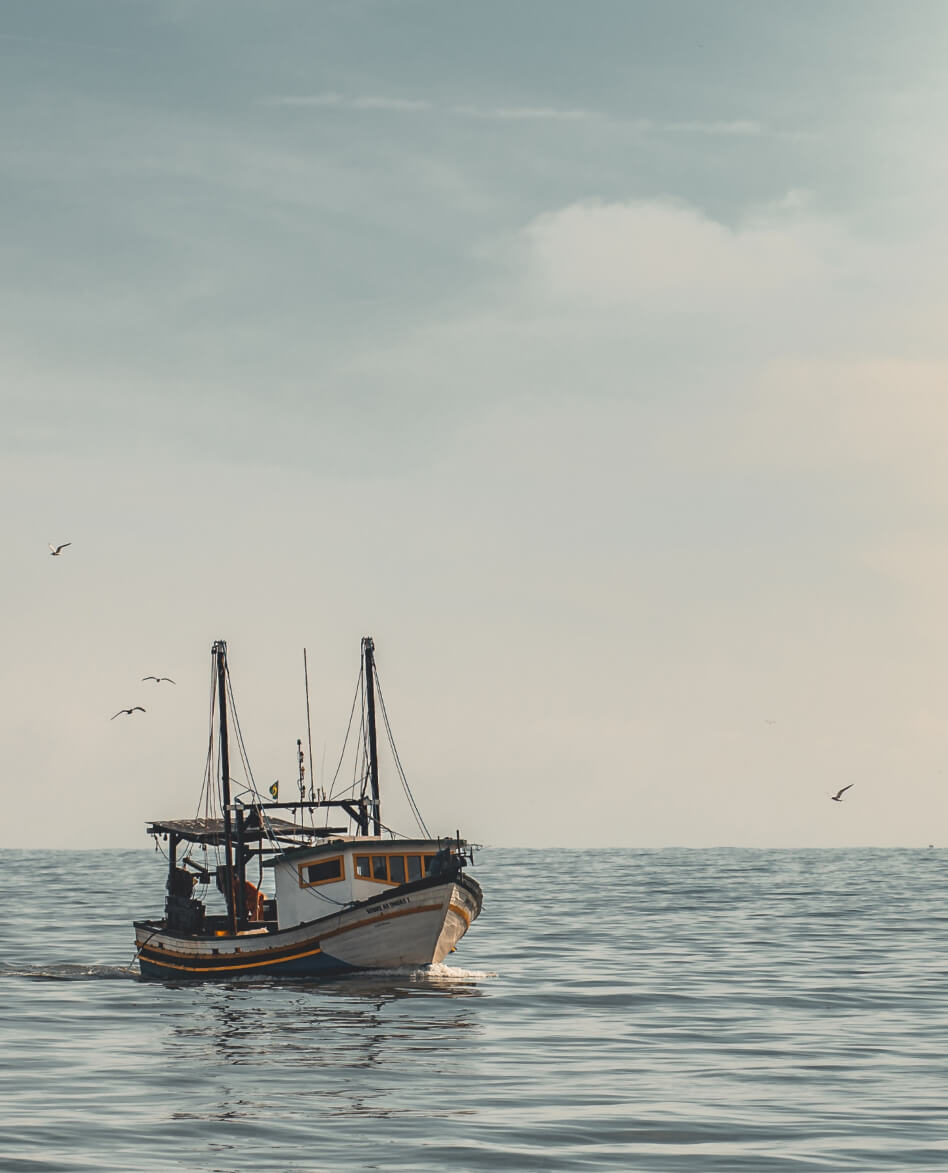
[2,847,948,1170]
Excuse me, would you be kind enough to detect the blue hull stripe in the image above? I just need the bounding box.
[137,946,354,980]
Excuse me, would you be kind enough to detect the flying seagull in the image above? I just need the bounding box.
[49,543,72,556]
[831,784,854,802]
[111,707,146,720]
[142,676,176,684]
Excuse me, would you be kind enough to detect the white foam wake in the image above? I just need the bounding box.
[420,962,497,980]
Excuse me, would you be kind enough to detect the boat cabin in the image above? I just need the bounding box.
[147,814,466,937]
[267,838,459,930]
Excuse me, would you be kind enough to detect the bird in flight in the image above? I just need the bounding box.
[111,707,146,720]
[831,784,854,802]
[142,676,176,684]
[49,543,72,556]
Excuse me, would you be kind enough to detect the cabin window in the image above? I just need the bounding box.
[355,852,432,885]
[300,856,344,887]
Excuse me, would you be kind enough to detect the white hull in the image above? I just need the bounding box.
[135,875,481,979]
[320,879,477,967]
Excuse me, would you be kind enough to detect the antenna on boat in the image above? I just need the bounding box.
[363,636,382,836]
[303,648,315,803]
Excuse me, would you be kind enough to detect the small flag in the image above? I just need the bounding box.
[269,781,279,799]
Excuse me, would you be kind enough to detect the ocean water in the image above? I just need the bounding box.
[2,848,948,1172]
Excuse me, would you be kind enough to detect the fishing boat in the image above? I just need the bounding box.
[133,637,482,980]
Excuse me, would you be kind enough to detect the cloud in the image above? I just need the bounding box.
[664,119,763,136]
[263,93,767,133]
[266,91,595,120]
[517,196,834,310]
[266,91,432,112]
[746,358,948,497]
[337,193,948,570]
[339,194,874,414]
[451,104,596,121]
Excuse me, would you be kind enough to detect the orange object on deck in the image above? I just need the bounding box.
[243,881,266,921]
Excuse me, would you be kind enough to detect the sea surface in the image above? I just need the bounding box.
[2,847,948,1171]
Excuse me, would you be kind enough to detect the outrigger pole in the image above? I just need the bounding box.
[363,636,382,836]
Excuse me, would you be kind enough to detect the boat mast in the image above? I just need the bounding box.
[215,640,241,934]
[363,636,382,835]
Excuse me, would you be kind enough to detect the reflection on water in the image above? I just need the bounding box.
[165,968,485,1068]
[156,964,490,1127]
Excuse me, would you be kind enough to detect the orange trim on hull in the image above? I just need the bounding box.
[139,943,324,974]
[448,902,472,928]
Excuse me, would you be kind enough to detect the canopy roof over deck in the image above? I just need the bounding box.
[146,816,345,846]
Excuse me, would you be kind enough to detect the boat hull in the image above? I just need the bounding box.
[134,873,481,980]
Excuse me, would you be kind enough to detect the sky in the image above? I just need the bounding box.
[4,1,948,849]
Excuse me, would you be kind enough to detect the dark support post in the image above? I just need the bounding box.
[363,637,381,836]
[216,640,243,934]
[166,832,178,903]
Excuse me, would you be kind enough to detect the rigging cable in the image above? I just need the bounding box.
[356,691,369,803]
[194,661,218,821]
[374,665,430,838]
[327,665,364,802]
[224,669,257,792]
[193,664,226,879]
[224,664,291,857]
[303,648,316,805]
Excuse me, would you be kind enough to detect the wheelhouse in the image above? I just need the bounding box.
[267,837,466,930]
